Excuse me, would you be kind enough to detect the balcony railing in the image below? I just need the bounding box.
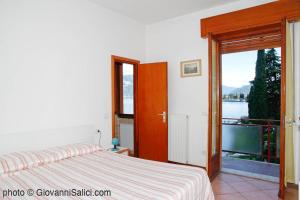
[222,118,280,163]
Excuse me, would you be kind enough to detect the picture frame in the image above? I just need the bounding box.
[180,59,201,77]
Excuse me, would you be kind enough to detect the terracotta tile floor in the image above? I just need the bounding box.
[212,173,298,200]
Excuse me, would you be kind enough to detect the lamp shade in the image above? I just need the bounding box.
[112,138,119,146]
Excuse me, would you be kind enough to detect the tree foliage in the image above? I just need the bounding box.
[248,50,268,119]
[265,48,281,120]
[248,48,281,120]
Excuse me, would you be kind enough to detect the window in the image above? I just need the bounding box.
[119,63,134,115]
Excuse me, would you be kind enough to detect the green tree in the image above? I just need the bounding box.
[248,49,268,119]
[240,93,245,99]
[265,48,281,120]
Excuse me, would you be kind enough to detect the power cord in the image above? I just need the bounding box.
[97,129,102,147]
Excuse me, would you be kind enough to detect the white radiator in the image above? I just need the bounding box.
[168,114,189,164]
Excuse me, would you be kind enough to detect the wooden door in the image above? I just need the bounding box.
[207,34,222,179]
[137,62,168,162]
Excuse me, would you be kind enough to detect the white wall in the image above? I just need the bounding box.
[0,0,145,153]
[145,0,275,167]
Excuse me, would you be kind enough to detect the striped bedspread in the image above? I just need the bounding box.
[0,144,214,200]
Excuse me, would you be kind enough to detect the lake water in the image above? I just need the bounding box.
[223,102,254,154]
[222,101,248,118]
[124,98,248,119]
[124,97,134,114]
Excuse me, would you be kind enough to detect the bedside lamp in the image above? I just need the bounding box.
[112,138,119,151]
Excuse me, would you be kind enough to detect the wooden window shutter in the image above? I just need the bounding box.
[217,23,282,54]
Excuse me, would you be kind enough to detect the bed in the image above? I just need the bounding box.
[0,144,214,200]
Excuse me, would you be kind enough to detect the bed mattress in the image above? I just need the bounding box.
[0,144,214,200]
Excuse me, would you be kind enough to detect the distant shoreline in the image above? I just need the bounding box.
[223,100,247,102]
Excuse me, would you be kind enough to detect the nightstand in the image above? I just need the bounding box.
[107,147,129,155]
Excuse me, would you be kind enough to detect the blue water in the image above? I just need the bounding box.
[124,99,248,119]
[124,97,134,114]
[222,101,248,118]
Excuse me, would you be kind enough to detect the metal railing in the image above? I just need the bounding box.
[222,118,280,163]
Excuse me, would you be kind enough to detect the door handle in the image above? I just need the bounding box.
[158,111,167,123]
[285,117,296,127]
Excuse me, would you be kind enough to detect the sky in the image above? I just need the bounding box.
[122,49,281,87]
[123,63,134,75]
[222,48,280,88]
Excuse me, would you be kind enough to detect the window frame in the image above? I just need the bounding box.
[117,63,134,116]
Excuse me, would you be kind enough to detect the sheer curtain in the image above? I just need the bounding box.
[292,22,300,184]
[285,21,296,184]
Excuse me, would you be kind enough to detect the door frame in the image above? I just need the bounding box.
[207,33,222,179]
[278,19,286,199]
[111,55,140,157]
[207,21,287,198]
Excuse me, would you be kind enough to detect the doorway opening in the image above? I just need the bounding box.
[111,56,139,157]
[111,56,169,161]
[206,21,287,199]
[221,48,281,182]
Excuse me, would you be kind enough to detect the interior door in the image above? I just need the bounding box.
[137,62,168,162]
[207,34,222,179]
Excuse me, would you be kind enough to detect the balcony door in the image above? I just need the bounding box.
[207,22,287,198]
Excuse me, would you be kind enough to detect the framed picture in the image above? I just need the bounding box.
[180,59,201,77]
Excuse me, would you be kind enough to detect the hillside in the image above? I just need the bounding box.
[231,85,251,95]
[222,85,236,94]
[222,85,251,96]
[123,75,133,97]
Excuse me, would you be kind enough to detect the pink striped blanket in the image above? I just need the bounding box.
[0,144,214,200]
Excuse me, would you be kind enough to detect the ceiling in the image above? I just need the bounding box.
[90,0,238,24]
